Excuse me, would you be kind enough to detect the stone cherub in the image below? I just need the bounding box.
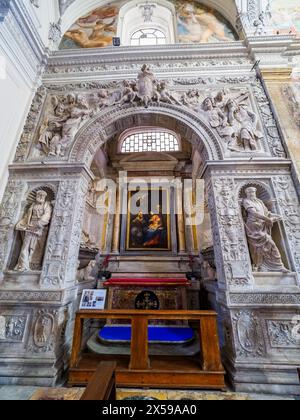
[14,190,52,272]
[242,186,289,273]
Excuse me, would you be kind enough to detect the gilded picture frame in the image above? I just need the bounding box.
[126,187,171,252]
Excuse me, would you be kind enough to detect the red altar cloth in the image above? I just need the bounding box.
[104,278,191,287]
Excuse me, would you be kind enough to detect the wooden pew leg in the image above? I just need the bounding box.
[129,317,150,370]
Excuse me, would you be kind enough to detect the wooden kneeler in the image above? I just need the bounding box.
[69,310,225,390]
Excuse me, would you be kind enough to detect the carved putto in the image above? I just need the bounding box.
[242,187,289,273]
[14,190,53,272]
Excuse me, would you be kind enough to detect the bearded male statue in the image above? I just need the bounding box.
[14,190,53,272]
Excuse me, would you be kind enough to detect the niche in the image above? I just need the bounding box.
[8,186,55,272]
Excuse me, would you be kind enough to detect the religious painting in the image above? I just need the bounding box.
[126,188,171,252]
[271,0,300,35]
[175,1,237,44]
[59,2,122,50]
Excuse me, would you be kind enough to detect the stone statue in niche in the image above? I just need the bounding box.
[242,187,289,273]
[38,94,91,157]
[14,190,53,272]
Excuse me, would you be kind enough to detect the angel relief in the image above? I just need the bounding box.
[38,94,91,157]
[199,91,263,153]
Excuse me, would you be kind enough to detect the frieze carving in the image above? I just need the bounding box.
[273,176,300,273]
[0,315,27,342]
[15,66,285,163]
[233,310,266,357]
[267,320,300,348]
[45,59,253,76]
[230,293,300,305]
[0,291,62,302]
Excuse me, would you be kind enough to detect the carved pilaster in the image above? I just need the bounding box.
[207,176,253,289]
[41,177,88,288]
[0,179,27,279]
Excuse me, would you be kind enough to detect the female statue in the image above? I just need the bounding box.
[242,187,289,273]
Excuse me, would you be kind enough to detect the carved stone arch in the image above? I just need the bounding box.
[69,103,224,166]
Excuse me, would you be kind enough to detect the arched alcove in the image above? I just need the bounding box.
[69,103,224,165]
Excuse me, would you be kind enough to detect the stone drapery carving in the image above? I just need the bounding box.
[14,190,53,272]
[242,186,288,273]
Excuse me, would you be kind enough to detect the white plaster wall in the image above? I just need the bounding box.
[23,0,60,48]
[0,53,33,200]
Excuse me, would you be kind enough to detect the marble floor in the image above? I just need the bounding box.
[0,386,298,401]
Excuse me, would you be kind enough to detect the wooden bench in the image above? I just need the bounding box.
[80,362,117,401]
[69,310,225,390]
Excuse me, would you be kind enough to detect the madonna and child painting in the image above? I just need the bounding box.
[126,189,171,252]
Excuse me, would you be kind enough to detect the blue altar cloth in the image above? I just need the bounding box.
[99,325,195,344]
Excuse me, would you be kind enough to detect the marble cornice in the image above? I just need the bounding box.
[47,42,248,67]
[8,162,94,180]
[201,159,292,178]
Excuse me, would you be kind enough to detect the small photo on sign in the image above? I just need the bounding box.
[79,289,107,310]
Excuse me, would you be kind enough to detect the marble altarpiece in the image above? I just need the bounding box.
[0,53,299,395]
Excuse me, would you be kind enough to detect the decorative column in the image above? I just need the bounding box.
[111,183,121,254]
[175,178,186,254]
